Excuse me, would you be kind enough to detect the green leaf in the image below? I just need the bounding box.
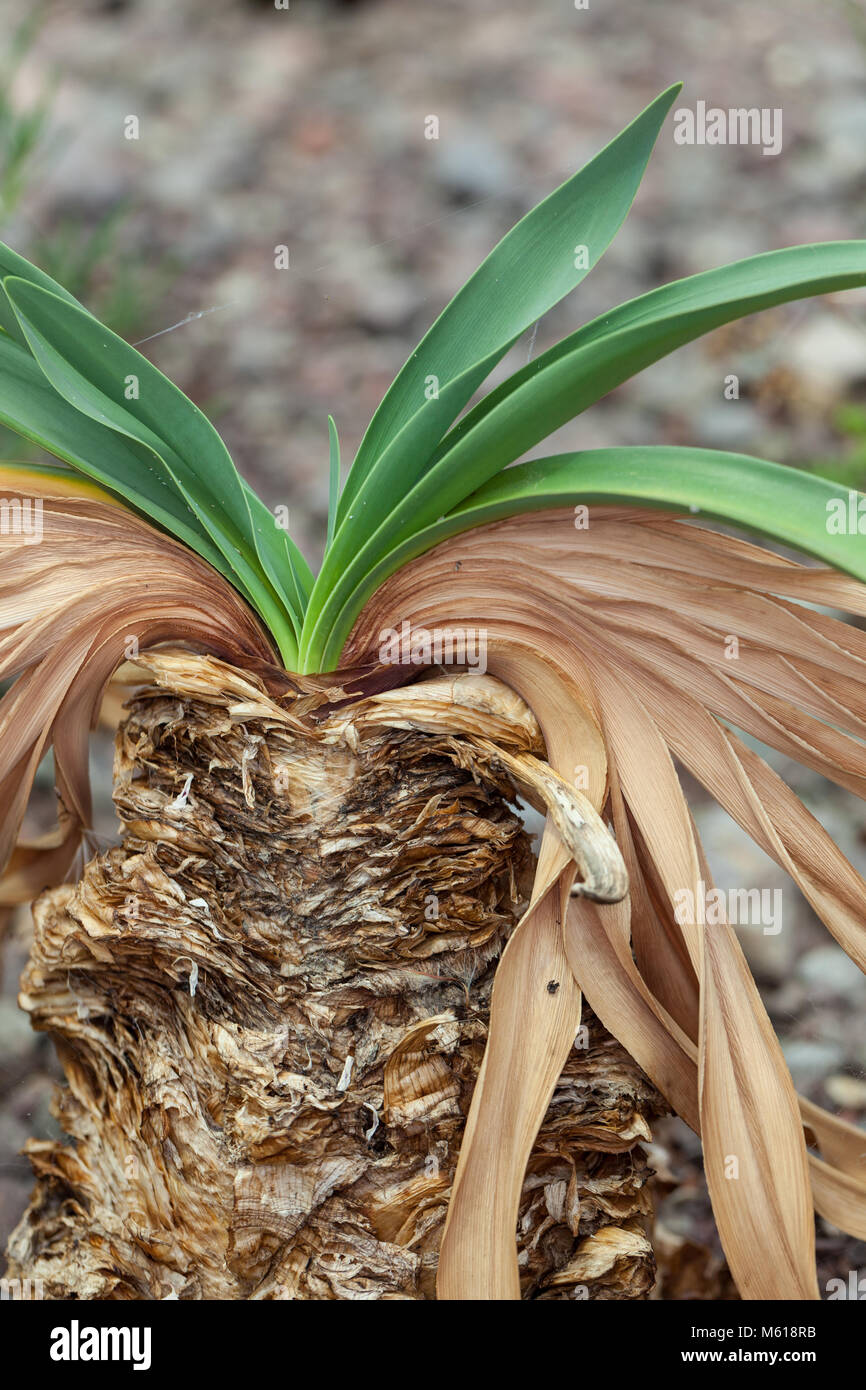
[0,241,84,346]
[284,530,315,604]
[241,484,303,643]
[3,275,301,663]
[338,83,680,522]
[307,81,682,660]
[307,447,866,671]
[327,414,340,548]
[429,242,866,478]
[241,485,315,633]
[300,241,866,668]
[0,332,242,587]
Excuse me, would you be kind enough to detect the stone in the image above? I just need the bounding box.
[796,945,866,1002]
[780,1037,844,1087]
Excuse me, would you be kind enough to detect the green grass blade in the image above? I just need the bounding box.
[306,447,866,670]
[334,82,682,530]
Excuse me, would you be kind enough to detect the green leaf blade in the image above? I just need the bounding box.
[332,83,682,529]
[326,415,340,548]
[0,241,85,347]
[304,447,866,671]
[0,332,241,582]
[300,240,866,668]
[429,241,866,481]
[3,275,302,661]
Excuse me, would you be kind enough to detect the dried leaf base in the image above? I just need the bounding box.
[6,655,665,1299]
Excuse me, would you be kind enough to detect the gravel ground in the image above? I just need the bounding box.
[2,0,866,1294]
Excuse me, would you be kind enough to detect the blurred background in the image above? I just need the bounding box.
[2,0,866,1297]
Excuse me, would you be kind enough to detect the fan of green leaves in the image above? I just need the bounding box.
[1,82,865,673]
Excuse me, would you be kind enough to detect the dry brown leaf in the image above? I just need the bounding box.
[0,475,274,903]
[351,507,866,1298]
[5,484,866,1300]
